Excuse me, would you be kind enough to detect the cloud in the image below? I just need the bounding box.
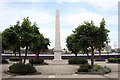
[62,11,103,28]
[109,31,118,48]
[105,15,118,25]
[60,0,118,8]
[0,4,54,31]
[86,0,118,10]
[0,0,42,2]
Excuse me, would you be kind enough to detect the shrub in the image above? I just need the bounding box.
[96,66,111,74]
[92,64,101,71]
[118,58,120,62]
[9,57,22,61]
[77,64,111,74]
[78,64,92,72]
[29,58,44,65]
[103,66,111,74]
[68,58,88,64]
[9,63,37,75]
[2,59,9,64]
[90,64,102,72]
[108,58,120,63]
[90,64,111,74]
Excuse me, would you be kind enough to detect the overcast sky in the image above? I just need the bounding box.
[0,0,119,49]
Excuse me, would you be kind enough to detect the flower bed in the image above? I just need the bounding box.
[76,64,111,75]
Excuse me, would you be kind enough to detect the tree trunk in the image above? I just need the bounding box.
[24,46,28,63]
[37,50,40,59]
[36,52,39,59]
[13,49,16,56]
[91,47,94,67]
[86,52,89,58]
[86,50,89,57]
[19,47,22,63]
[75,53,77,59]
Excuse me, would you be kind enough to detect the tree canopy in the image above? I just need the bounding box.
[2,17,50,63]
[66,19,109,67]
[66,34,80,57]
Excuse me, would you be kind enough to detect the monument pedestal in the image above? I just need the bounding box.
[54,51,62,60]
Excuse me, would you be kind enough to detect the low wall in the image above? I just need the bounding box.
[2,54,120,60]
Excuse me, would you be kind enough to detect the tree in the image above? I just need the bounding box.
[66,34,80,58]
[42,38,50,51]
[21,17,39,63]
[2,17,50,63]
[32,33,44,58]
[2,21,22,63]
[79,41,90,57]
[21,17,50,63]
[67,20,109,67]
[2,27,19,52]
[31,34,50,58]
[12,21,22,62]
[74,21,98,67]
[95,18,109,59]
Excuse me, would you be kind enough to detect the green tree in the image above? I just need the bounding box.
[2,27,19,53]
[20,17,50,63]
[73,21,99,67]
[69,20,109,67]
[31,34,50,58]
[66,34,80,58]
[95,18,109,59]
[2,21,22,63]
[42,38,50,52]
[2,17,50,64]
[20,17,39,63]
[31,33,44,58]
[12,21,22,62]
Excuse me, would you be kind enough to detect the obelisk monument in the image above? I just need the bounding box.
[54,9,62,60]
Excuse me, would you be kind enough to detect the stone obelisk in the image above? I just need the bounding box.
[54,9,62,60]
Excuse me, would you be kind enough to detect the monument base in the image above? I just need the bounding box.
[53,51,62,60]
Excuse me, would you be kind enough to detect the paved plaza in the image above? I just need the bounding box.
[1,59,120,80]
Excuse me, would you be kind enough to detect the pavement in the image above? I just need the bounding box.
[1,59,120,80]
